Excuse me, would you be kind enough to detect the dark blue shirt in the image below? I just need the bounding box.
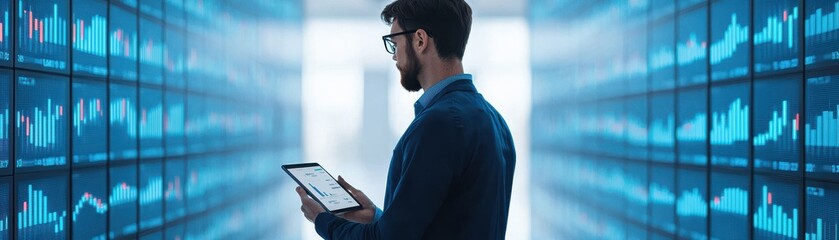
[314,77,516,239]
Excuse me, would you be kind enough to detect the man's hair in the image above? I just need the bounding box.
[381,0,472,60]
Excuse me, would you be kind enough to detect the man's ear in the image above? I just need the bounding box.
[415,29,430,53]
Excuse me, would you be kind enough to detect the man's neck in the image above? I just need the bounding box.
[418,59,465,92]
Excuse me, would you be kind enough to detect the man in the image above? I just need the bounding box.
[296,0,516,239]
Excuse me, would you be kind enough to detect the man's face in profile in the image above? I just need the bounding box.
[391,20,422,92]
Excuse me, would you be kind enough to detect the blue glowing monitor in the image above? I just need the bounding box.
[71,0,107,77]
[109,164,137,238]
[71,78,107,165]
[753,76,801,173]
[753,0,801,74]
[709,82,750,169]
[14,71,68,170]
[109,4,137,81]
[805,0,839,69]
[15,173,68,239]
[710,0,750,81]
[71,168,107,240]
[109,83,137,160]
[16,0,70,73]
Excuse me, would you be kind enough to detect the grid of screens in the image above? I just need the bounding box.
[0,0,304,239]
[530,0,839,239]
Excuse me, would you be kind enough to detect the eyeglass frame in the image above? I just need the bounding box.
[382,29,419,54]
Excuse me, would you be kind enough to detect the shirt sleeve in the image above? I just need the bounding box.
[313,111,463,239]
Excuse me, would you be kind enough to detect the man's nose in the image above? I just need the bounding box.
[392,54,396,61]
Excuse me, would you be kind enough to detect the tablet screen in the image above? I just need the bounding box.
[286,165,361,212]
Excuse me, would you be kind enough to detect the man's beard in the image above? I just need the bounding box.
[399,44,422,92]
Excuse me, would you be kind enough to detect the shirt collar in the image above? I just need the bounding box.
[413,73,472,116]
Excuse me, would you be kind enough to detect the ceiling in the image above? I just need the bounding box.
[304,0,527,19]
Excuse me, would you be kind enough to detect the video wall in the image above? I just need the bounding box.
[531,0,839,239]
[0,0,303,239]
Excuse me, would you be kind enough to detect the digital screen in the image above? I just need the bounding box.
[15,173,67,239]
[677,6,708,87]
[139,160,162,230]
[679,0,705,10]
[623,27,647,95]
[710,0,750,81]
[806,181,839,240]
[71,79,106,165]
[754,0,801,74]
[186,156,220,214]
[649,0,675,20]
[649,19,675,90]
[0,0,13,66]
[109,164,137,238]
[164,223,183,240]
[676,168,707,240]
[0,72,9,175]
[0,178,9,239]
[754,76,801,173]
[710,171,749,240]
[286,165,361,212]
[139,17,163,85]
[163,28,185,89]
[805,73,839,179]
[709,82,750,169]
[109,4,137,81]
[15,71,67,170]
[626,96,646,160]
[139,87,163,158]
[624,161,647,224]
[109,83,137,160]
[753,176,801,239]
[71,168,107,240]
[16,0,69,73]
[164,158,183,221]
[139,0,162,19]
[650,92,674,163]
[71,0,107,77]
[600,101,625,158]
[676,87,707,166]
[164,90,184,156]
[163,0,183,27]
[804,0,839,69]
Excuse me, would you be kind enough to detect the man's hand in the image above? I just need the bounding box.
[296,186,326,223]
[335,176,378,224]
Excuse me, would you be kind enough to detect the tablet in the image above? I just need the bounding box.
[283,163,363,213]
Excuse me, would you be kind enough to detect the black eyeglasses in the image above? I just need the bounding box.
[382,29,418,54]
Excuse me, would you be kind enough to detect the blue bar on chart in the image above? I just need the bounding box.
[0,178,9,239]
[0,71,10,175]
[677,168,707,240]
[710,172,749,240]
[805,73,839,179]
[15,173,67,239]
[109,164,137,238]
[139,17,164,85]
[139,160,162,230]
[164,90,185,156]
[649,19,675,90]
[0,0,13,65]
[626,96,647,160]
[806,181,839,240]
[710,0,750,81]
[753,176,801,240]
[754,76,801,173]
[139,0,162,19]
[709,82,750,168]
[71,168,107,240]
[754,0,800,74]
[71,0,107,77]
[163,28,185,89]
[15,71,68,170]
[649,92,675,163]
[109,4,138,81]
[164,157,184,221]
[71,79,107,165]
[804,0,839,69]
[109,83,137,160]
[139,87,163,158]
[677,6,708,87]
[677,88,707,166]
[16,0,69,72]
